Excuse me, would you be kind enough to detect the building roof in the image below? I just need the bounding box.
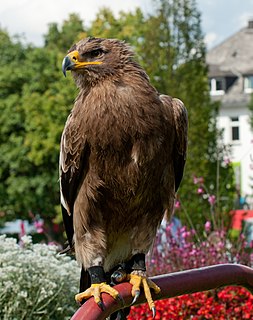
[208,64,235,78]
[207,20,253,108]
[207,20,253,77]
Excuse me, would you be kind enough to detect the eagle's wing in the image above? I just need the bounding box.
[60,113,92,294]
[160,95,188,192]
[59,112,90,245]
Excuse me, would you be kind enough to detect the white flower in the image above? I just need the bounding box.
[19,291,28,298]
[20,234,33,246]
[0,235,79,319]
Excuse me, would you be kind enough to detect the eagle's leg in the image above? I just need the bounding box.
[75,266,123,309]
[111,254,160,317]
[129,270,160,316]
[128,254,160,317]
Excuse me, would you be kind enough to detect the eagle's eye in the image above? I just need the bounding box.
[89,49,104,59]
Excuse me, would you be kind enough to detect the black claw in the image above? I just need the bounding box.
[131,290,140,305]
[115,309,129,320]
[116,293,125,307]
[97,301,105,311]
[76,297,85,307]
[152,307,156,318]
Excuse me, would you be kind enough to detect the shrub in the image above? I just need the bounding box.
[0,235,79,320]
[147,221,253,275]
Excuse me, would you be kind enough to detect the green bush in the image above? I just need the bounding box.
[0,235,79,320]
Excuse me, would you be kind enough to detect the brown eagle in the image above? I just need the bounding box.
[61,37,187,317]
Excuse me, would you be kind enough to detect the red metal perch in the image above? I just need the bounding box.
[71,264,253,320]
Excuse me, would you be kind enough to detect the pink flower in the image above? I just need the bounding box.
[224,158,231,165]
[193,176,204,185]
[20,221,26,237]
[174,200,180,209]
[34,220,44,234]
[208,195,216,205]
[193,176,199,184]
[197,187,204,194]
[37,227,44,234]
[166,225,171,232]
[204,221,211,232]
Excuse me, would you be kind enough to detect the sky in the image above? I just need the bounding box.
[0,0,253,49]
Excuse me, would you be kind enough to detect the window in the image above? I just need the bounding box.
[231,117,240,141]
[209,78,225,95]
[244,76,253,93]
[232,126,239,141]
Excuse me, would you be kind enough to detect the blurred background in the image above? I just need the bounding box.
[1,0,252,49]
[1,0,253,245]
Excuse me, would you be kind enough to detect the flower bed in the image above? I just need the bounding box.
[128,218,253,319]
[129,286,253,319]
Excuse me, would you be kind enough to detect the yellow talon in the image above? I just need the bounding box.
[129,273,160,312]
[75,282,120,306]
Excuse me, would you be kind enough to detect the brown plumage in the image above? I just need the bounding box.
[60,37,187,316]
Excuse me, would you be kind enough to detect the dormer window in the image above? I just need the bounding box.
[244,76,253,93]
[209,78,225,95]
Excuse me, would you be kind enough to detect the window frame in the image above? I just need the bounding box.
[230,116,240,142]
[209,77,225,96]
[244,75,253,93]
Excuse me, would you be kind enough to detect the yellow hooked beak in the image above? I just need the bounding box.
[62,50,102,76]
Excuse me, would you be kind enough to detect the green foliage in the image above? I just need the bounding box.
[89,7,145,44]
[0,1,235,233]
[138,0,235,228]
[0,235,79,319]
[0,24,76,224]
[248,94,253,129]
[44,13,85,51]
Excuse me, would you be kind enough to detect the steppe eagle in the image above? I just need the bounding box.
[61,37,188,318]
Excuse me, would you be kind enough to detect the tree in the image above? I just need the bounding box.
[89,7,145,45]
[44,13,86,51]
[0,29,29,224]
[0,3,234,235]
[0,19,78,228]
[248,95,253,129]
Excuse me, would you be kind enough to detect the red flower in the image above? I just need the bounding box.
[129,287,253,319]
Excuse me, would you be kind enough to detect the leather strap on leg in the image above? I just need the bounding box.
[88,266,107,284]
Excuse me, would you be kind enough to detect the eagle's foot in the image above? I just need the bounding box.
[77,266,124,309]
[75,282,122,310]
[129,271,160,317]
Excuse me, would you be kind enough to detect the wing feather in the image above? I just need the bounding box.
[160,95,188,192]
[59,112,90,246]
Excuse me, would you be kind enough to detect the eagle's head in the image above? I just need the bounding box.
[62,37,137,87]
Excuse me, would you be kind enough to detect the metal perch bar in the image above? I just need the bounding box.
[71,264,253,320]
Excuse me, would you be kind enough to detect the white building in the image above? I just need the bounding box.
[206,20,253,204]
